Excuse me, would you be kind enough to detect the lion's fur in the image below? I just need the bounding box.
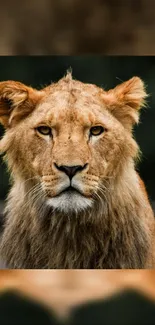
[0,73,154,268]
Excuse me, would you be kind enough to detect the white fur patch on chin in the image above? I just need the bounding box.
[46,192,93,213]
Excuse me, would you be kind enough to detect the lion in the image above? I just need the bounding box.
[0,72,154,269]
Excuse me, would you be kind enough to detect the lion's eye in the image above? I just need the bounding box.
[36,126,52,136]
[90,126,105,136]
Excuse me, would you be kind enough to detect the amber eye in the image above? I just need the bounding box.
[36,126,52,136]
[90,126,105,136]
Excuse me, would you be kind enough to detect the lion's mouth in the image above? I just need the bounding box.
[47,186,92,199]
[59,186,82,196]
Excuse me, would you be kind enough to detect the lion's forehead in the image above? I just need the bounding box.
[43,86,103,106]
[34,85,106,126]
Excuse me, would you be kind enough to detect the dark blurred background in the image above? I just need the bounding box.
[0,0,155,55]
[0,56,155,214]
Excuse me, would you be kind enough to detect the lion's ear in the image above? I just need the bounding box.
[0,81,43,128]
[102,77,148,130]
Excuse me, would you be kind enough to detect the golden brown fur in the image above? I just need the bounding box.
[0,73,154,268]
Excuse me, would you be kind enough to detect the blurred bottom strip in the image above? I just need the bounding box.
[0,270,155,324]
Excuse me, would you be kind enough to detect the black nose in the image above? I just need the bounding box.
[54,163,87,180]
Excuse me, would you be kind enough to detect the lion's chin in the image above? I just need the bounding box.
[46,191,93,213]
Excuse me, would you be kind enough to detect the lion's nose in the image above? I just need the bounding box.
[54,163,88,180]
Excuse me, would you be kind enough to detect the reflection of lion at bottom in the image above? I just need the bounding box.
[0,270,155,320]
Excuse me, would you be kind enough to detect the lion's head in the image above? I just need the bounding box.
[0,73,154,269]
[0,73,147,214]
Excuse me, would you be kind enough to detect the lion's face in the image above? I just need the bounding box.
[0,74,147,213]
